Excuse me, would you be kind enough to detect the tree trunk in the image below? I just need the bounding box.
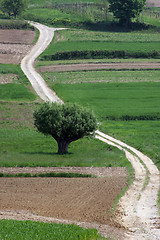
[57,140,70,154]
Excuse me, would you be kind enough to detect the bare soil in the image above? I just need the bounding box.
[0,167,128,239]
[0,29,35,64]
[38,62,160,73]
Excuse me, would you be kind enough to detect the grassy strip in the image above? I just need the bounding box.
[0,172,95,178]
[42,69,160,85]
[0,219,107,240]
[36,58,160,66]
[54,29,160,43]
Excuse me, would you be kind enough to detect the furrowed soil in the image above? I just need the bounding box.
[38,62,160,72]
[0,167,128,227]
[0,29,36,64]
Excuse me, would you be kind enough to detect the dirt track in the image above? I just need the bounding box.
[38,62,160,72]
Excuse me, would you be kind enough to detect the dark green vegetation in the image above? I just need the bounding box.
[34,102,97,154]
[0,172,94,178]
[108,0,146,26]
[0,0,28,18]
[0,220,107,240]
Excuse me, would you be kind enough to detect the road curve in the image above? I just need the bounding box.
[20,22,160,240]
[21,22,63,103]
[96,131,160,240]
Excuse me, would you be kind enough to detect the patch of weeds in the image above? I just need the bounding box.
[0,172,95,178]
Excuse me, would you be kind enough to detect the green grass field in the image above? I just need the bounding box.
[0,220,107,240]
[39,28,160,60]
[52,82,160,119]
[0,83,36,101]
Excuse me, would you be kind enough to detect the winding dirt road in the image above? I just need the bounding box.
[4,22,160,239]
[21,22,63,103]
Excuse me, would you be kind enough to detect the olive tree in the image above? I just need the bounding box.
[108,0,146,26]
[0,0,28,18]
[33,102,97,154]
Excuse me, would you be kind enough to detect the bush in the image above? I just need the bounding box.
[40,49,160,60]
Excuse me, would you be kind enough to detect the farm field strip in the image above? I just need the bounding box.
[18,22,160,240]
[38,62,160,72]
[0,29,36,64]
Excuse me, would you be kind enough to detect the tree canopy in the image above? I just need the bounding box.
[108,0,146,26]
[34,102,97,154]
[0,0,28,18]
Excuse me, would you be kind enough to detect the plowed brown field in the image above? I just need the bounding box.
[0,29,35,64]
[0,167,128,226]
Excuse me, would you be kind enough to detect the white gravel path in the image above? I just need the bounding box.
[20,22,160,240]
